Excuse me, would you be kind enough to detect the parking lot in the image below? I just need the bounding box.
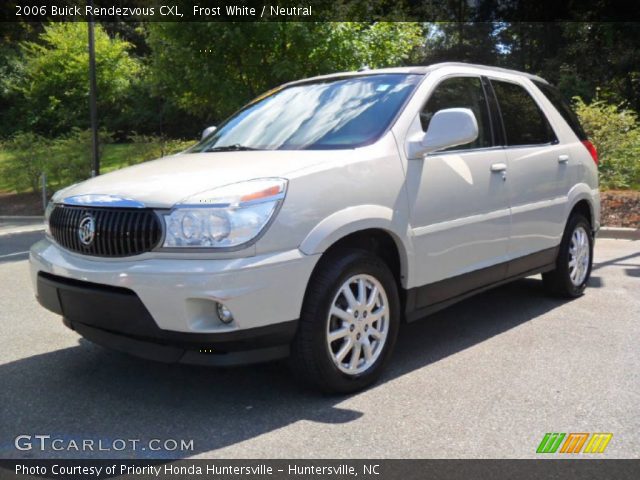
[0,229,638,459]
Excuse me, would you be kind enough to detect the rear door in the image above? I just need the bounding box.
[489,78,572,265]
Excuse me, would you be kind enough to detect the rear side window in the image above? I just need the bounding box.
[421,76,493,150]
[491,80,557,146]
[533,80,587,141]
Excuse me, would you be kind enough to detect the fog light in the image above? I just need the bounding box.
[216,303,234,324]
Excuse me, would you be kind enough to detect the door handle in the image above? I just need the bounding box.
[490,163,507,172]
[558,154,570,164]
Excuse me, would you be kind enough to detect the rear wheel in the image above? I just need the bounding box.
[289,249,400,393]
[543,214,593,297]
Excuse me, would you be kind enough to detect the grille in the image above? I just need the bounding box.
[49,205,162,257]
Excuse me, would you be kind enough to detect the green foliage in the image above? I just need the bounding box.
[120,133,192,167]
[7,23,142,136]
[47,129,113,188]
[0,131,192,193]
[574,97,640,190]
[2,18,640,195]
[308,22,424,72]
[0,132,48,193]
[421,23,499,65]
[0,129,112,192]
[146,22,424,122]
[557,23,640,109]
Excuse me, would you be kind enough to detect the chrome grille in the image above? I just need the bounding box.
[49,205,162,257]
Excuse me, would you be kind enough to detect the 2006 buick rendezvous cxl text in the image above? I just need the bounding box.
[30,63,600,392]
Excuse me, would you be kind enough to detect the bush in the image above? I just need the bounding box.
[1,129,113,192]
[47,128,113,188]
[574,97,640,190]
[0,132,48,193]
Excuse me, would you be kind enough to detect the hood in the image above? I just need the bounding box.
[55,150,332,208]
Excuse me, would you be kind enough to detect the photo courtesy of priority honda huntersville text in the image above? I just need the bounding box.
[30,63,600,393]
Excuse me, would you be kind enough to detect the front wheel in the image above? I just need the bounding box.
[289,249,400,393]
[543,214,594,298]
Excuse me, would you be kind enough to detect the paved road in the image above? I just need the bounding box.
[0,230,638,459]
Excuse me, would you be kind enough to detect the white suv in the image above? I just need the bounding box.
[30,63,600,393]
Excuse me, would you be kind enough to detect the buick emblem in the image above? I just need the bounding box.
[78,214,96,246]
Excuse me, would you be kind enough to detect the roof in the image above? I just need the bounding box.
[286,62,548,87]
[426,62,548,83]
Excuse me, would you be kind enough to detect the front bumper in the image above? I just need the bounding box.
[37,272,296,365]
[30,238,320,365]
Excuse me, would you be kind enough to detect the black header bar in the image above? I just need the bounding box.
[2,0,640,23]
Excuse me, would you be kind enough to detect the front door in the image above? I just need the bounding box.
[404,75,511,296]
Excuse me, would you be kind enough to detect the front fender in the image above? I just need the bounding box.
[299,205,414,287]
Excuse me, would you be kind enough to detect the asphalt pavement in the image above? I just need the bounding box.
[0,228,638,459]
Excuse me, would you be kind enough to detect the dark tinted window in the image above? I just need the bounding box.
[492,80,557,146]
[421,76,493,150]
[533,80,587,140]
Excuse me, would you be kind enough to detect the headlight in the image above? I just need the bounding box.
[44,201,55,236]
[162,178,287,249]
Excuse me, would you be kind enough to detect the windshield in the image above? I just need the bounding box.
[190,74,422,152]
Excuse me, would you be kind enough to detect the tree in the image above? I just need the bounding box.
[8,22,142,136]
[0,22,44,137]
[145,22,424,125]
[419,23,499,66]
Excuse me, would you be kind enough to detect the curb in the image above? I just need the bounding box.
[0,215,44,221]
[598,227,640,240]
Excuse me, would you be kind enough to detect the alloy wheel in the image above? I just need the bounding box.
[569,225,590,286]
[326,274,389,375]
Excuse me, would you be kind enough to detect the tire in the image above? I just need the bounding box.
[289,249,400,394]
[542,214,594,298]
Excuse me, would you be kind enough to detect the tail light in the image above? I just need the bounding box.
[582,140,598,166]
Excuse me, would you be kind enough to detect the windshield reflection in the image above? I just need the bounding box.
[190,74,421,152]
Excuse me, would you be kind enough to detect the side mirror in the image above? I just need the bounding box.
[201,126,217,140]
[407,108,478,159]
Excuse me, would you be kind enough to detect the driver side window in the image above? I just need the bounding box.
[421,76,493,150]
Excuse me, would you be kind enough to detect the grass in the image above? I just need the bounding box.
[0,143,143,192]
[0,140,192,193]
[100,143,151,173]
[102,142,192,173]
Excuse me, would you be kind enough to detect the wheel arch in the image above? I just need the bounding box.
[569,199,593,228]
[566,183,599,233]
[299,206,412,288]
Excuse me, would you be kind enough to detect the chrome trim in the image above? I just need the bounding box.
[48,203,162,257]
[61,194,146,208]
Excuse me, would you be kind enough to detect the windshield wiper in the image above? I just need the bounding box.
[205,144,258,152]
